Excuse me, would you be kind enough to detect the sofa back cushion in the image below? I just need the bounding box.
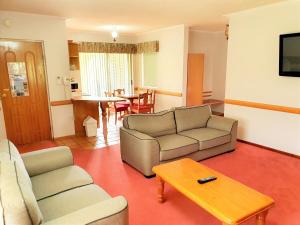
[124,111,176,137]
[174,105,212,132]
[0,139,10,161]
[0,161,43,225]
[0,139,32,187]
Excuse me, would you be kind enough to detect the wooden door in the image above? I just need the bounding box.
[0,40,51,145]
[186,53,204,106]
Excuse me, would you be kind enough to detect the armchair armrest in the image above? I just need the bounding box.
[120,127,160,177]
[207,115,238,132]
[21,146,73,177]
[42,196,128,225]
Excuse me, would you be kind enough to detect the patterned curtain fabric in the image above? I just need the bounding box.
[78,41,159,54]
[79,52,133,96]
[136,41,159,53]
[79,42,137,54]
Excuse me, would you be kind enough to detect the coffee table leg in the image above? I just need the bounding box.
[157,176,165,203]
[256,210,268,225]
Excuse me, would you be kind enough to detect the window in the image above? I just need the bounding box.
[79,53,133,96]
[141,52,158,87]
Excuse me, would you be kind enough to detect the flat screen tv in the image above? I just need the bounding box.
[279,32,300,77]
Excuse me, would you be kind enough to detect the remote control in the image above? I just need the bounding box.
[197,176,217,184]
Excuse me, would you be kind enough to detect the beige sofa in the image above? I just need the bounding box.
[120,105,238,177]
[0,139,128,225]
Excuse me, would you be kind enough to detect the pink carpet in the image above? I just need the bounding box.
[19,142,300,225]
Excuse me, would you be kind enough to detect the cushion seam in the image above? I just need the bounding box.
[174,105,211,132]
[179,133,231,142]
[148,128,176,137]
[36,183,94,201]
[31,165,89,179]
[173,111,178,134]
[177,133,200,143]
[200,134,232,150]
[29,166,73,178]
[159,142,198,152]
[7,140,11,160]
[14,162,42,225]
[121,129,156,141]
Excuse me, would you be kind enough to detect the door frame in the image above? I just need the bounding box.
[0,38,54,140]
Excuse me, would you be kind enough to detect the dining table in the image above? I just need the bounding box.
[71,96,126,138]
[118,93,139,107]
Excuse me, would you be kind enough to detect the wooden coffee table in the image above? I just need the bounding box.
[152,158,274,225]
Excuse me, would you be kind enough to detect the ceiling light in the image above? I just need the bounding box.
[112,30,118,42]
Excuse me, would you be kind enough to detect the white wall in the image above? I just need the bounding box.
[189,30,228,112]
[134,25,189,111]
[0,11,75,138]
[68,29,136,43]
[225,1,300,155]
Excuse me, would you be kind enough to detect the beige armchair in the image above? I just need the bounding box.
[0,139,128,225]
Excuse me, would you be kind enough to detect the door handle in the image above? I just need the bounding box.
[1,88,10,99]
[0,93,7,99]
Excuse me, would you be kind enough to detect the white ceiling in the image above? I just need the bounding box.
[0,0,284,34]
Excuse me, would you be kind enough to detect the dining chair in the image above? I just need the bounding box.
[113,88,125,96]
[146,89,156,113]
[131,90,155,114]
[104,91,129,124]
[113,88,131,110]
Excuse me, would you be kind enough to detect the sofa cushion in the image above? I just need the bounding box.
[157,134,198,161]
[0,139,32,187]
[0,139,10,161]
[125,111,176,137]
[38,184,111,222]
[0,161,43,225]
[31,165,93,200]
[174,105,211,132]
[179,128,231,150]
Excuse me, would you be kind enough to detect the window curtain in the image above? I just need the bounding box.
[78,41,159,97]
[79,52,133,96]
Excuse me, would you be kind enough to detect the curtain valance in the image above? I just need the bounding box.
[136,41,159,53]
[78,41,159,54]
[79,42,137,54]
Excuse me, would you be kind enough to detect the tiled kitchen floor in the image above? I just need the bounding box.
[54,113,122,149]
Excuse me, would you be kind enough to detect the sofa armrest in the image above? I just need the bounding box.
[207,115,238,132]
[42,196,128,225]
[120,127,160,176]
[21,146,73,177]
